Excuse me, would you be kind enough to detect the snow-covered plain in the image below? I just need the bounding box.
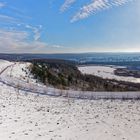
[78,65,140,83]
[1,59,140,140]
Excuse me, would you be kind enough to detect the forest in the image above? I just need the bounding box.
[30,59,140,91]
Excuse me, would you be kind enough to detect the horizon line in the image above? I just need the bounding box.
[1,51,140,55]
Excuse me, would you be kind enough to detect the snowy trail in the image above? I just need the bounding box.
[0,61,140,99]
[0,63,15,75]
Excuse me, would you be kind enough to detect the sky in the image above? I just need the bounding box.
[0,0,140,53]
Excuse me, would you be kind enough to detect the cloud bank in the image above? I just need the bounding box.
[0,29,63,53]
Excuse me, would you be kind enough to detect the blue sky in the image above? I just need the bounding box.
[0,0,140,53]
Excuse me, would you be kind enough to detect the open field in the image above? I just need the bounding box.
[78,65,140,83]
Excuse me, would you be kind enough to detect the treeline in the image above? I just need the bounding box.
[30,59,140,91]
[114,68,140,78]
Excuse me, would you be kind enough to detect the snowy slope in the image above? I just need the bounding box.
[0,60,13,71]
[0,60,140,99]
[0,83,140,140]
[0,59,140,140]
[78,65,140,83]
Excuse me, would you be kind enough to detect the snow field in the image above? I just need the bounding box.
[78,65,140,83]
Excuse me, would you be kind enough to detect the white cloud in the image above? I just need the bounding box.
[51,44,64,48]
[0,29,47,52]
[7,5,32,19]
[0,2,6,8]
[60,0,76,12]
[0,30,27,50]
[0,29,64,53]
[0,14,42,41]
[0,14,19,23]
[0,30,28,41]
[0,2,64,53]
[25,24,42,41]
[71,0,132,22]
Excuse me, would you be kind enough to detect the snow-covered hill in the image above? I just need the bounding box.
[0,59,140,140]
[0,59,140,99]
[0,60,13,72]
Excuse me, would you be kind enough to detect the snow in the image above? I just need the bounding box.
[0,60,13,71]
[0,60,140,99]
[0,83,140,140]
[1,59,140,139]
[0,59,140,99]
[5,62,36,84]
[78,65,140,83]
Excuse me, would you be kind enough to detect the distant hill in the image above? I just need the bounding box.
[1,53,140,68]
